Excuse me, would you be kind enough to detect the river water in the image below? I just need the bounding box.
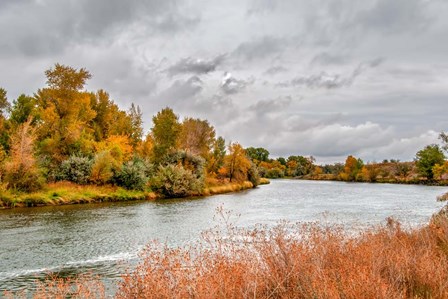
[0,180,446,293]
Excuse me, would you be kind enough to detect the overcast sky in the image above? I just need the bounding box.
[1,0,447,163]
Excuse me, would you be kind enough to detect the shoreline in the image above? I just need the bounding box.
[0,179,270,210]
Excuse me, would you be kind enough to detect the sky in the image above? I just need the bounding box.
[1,0,448,163]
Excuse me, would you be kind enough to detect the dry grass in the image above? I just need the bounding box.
[7,209,448,299]
[114,212,448,299]
[259,177,270,185]
[203,181,254,196]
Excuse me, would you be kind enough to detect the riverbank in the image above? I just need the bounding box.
[0,179,270,209]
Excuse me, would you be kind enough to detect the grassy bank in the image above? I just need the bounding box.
[7,208,448,298]
[0,182,154,208]
[0,179,267,209]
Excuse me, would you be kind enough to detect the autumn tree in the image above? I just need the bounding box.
[223,143,251,182]
[287,155,315,177]
[4,118,44,191]
[36,64,96,162]
[151,107,181,163]
[340,155,364,181]
[128,103,143,147]
[415,145,445,180]
[360,164,380,182]
[178,118,215,158]
[89,90,142,147]
[137,133,154,160]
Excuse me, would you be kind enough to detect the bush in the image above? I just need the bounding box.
[247,164,260,187]
[265,168,284,178]
[114,159,154,190]
[56,155,92,184]
[151,164,204,198]
[3,164,44,192]
[161,150,205,179]
[90,151,120,185]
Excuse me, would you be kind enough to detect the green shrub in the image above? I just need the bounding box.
[56,155,93,184]
[3,165,44,192]
[265,168,285,179]
[248,164,260,187]
[161,151,206,179]
[151,164,204,198]
[114,158,154,190]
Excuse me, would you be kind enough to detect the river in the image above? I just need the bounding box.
[0,180,446,293]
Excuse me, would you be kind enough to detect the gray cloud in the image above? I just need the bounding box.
[166,55,226,76]
[220,72,254,95]
[310,53,350,66]
[278,59,383,89]
[356,0,431,34]
[249,97,292,114]
[264,66,288,75]
[158,76,203,102]
[232,36,287,61]
[1,0,448,162]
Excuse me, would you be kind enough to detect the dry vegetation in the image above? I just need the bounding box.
[6,207,448,299]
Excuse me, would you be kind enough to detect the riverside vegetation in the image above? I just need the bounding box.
[5,204,448,299]
[1,64,446,208]
[0,64,266,208]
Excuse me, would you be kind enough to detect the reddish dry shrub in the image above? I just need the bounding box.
[8,212,448,299]
[116,215,448,299]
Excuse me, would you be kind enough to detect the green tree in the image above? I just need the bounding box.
[277,157,286,166]
[440,132,448,153]
[151,107,180,162]
[9,94,37,126]
[245,147,270,163]
[415,145,445,179]
[0,87,10,117]
[208,136,226,173]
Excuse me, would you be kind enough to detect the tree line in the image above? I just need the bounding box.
[245,139,448,184]
[0,64,259,197]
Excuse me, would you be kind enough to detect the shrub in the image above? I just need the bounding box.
[56,155,92,184]
[114,158,153,190]
[3,164,44,192]
[151,164,204,197]
[247,163,260,187]
[161,150,205,179]
[3,119,44,192]
[90,151,120,185]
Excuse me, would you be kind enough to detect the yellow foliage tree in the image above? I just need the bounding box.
[223,143,251,182]
[95,135,133,164]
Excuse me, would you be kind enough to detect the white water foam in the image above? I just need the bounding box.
[0,250,140,282]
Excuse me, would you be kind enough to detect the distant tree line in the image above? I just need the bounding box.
[245,137,448,185]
